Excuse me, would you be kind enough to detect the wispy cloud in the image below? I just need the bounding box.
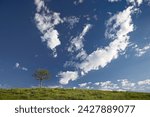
[34,0,63,57]
[74,0,84,5]
[135,44,150,57]
[47,85,63,88]
[68,24,92,59]
[79,82,92,88]
[15,62,28,71]
[146,0,150,6]
[63,16,80,29]
[130,43,150,57]
[108,0,121,2]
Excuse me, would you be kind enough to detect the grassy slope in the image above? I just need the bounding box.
[0,88,150,100]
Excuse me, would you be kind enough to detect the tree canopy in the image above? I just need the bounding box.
[33,69,50,88]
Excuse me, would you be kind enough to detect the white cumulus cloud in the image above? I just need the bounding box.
[117,79,136,90]
[58,71,79,85]
[126,0,143,6]
[108,0,144,6]
[138,79,150,85]
[78,78,150,92]
[78,6,135,75]
[99,81,119,90]
[34,0,63,57]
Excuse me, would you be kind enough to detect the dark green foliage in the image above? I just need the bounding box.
[0,88,150,100]
[33,69,50,88]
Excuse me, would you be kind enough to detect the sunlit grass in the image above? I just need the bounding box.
[0,88,150,100]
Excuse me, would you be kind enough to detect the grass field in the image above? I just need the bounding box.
[0,88,150,100]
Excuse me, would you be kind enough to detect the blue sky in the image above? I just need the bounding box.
[0,0,150,92]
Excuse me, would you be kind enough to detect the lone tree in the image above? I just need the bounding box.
[33,69,50,88]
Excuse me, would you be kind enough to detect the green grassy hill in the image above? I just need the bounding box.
[0,88,150,100]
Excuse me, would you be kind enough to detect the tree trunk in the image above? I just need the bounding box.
[40,80,42,88]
